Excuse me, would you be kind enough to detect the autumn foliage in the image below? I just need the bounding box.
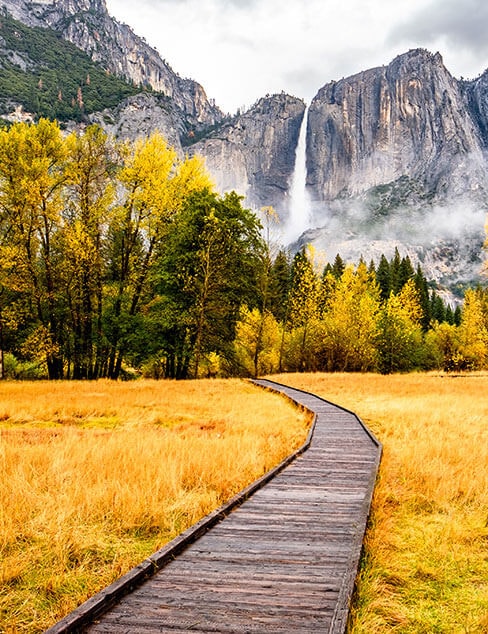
[0,120,487,380]
[235,246,488,377]
[0,119,258,379]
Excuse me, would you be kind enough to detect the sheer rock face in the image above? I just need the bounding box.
[190,94,306,215]
[462,68,488,148]
[307,49,487,206]
[1,0,223,129]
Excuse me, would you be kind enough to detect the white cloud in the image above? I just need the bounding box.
[105,0,488,113]
[390,0,488,79]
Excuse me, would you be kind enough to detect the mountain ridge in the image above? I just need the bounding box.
[0,0,486,292]
[0,0,224,130]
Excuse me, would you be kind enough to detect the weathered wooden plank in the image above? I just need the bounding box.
[103,588,341,611]
[94,599,341,622]
[94,606,335,633]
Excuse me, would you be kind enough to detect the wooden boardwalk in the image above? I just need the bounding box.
[46,379,382,633]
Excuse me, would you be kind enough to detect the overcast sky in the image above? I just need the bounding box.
[105,0,488,114]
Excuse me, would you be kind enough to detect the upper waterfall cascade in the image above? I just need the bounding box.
[285,105,312,243]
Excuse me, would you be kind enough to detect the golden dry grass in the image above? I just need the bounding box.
[270,372,488,634]
[0,379,310,633]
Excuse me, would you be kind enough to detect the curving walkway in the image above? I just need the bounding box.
[46,379,382,633]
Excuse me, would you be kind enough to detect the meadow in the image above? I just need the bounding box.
[1,374,487,633]
[270,372,488,633]
[0,379,311,632]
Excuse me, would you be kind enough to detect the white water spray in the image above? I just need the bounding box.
[285,105,312,243]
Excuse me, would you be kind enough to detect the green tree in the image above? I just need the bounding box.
[389,247,402,294]
[268,249,291,322]
[430,291,446,323]
[444,304,454,325]
[156,190,264,378]
[376,254,390,301]
[331,253,345,279]
[398,254,415,288]
[414,264,431,330]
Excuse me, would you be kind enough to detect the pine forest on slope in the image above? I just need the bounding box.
[0,12,140,121]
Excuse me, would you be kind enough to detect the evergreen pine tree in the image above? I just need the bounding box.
[430,291,446,323]
[445,304,455,325]
[322,262,333,277]
[454,304,462,326]
[414,264,431,330]
[268,250,292,322]
[398,255,415,288]
[389,247,402,294]
[376,254,391,301]
[331,253,345,279]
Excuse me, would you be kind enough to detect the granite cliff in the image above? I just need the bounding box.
[189,94,305,213]
[307,49,486,207]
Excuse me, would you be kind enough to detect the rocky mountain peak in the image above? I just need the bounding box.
[307,47,486,206]
[388,47,444,72]
[1,0,107,27]
[0,0,223,129]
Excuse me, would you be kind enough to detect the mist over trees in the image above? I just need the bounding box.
[0,120,486,380]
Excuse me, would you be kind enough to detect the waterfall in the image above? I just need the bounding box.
[285,105,312,243]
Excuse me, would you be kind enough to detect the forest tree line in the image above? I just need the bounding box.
[0,119,487,380]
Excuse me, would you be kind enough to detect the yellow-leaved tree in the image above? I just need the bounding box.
[322,261,381,371]
[457,288,488,369]
[63,125,115,378]
[0,119,67,378]
[286,246,323,372]
[234,305,281,377]
[377,279,424,373]
[425,321,461,371]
